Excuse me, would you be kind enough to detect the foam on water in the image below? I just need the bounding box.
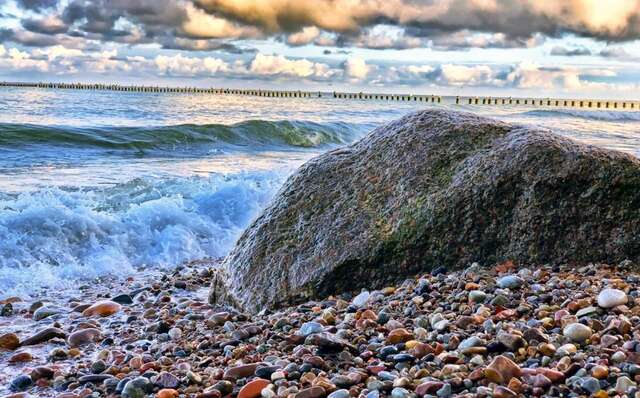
[0,171,286,297]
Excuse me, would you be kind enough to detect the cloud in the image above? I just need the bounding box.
[155,53,230,76]
[438,64,494,86]
[550,45,592,56]
[15,0,57,11]
[179,2,260,39]
[286,26,321,46]
[598,46,639,61]
[194,0,640,42]
[343,57,370,80]
[249,53,338,80]
[22,15,69,35]
[0,44,49,72]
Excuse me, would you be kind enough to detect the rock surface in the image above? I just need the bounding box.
[210,110,640,312]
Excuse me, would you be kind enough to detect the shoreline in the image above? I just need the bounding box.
[2,260,639,397]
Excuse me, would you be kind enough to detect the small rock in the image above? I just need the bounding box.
[8,351,33,363]
[111,293,133,305]
[597,288,627,308]
[299,322,324,336]
[295,386,326,398]
[0,332,20,350]
[327,389,349,398]
[468,290,486,303]
[563,323,592,343]
[238,378,270,398]
[484,355,522,385]
[33,306,62,321]
[615,376,636,394]
[67,328,101,347]
[20,327,66,346]
[82,300,121,317]
[122,377,153,398]
[10,375,33,392]
[352,291,370,307]
[579,377,601,394]
[156,372,180,389]
[157,389,179,398]
[496,275,524,289]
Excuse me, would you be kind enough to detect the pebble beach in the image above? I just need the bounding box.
[2,260,640,398]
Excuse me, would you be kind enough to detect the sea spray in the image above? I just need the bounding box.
[0,171,286,296]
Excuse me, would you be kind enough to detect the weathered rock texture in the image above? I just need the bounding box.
[211,110,640,312]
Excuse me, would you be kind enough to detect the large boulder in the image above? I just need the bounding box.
[210,110,640,312]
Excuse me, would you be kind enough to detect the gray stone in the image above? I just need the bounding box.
[615,376,636,394]
[496,275,524,289]
[33,306,62,321]
[468,290,486,303]
[210,110,640,312]
[563,323,593,343]
[579,377,601,394]
[597,288,628,308]
[122,377,152,398]
[299,322,324,337]
[328,390,350,398]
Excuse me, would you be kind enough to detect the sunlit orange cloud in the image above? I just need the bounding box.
[193,0,640,40]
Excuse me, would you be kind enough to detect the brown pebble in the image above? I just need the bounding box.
[237,378,270,398]
[484,355,522,385]
[82,301,121,317]
[295,386,326,398]
[67,328,102,347]
[157,389,179,398]
[0,332,20,350]
[8,351,33,363]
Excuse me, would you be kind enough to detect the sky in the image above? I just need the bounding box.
[0,0,640,98]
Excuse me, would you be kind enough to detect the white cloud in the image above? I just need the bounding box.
[438,64,493,86]
[155,53,230,76]
[343,57,370,80]
[287,27,321,46]
[249,53,337,79]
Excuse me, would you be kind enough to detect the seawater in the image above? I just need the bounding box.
[1,87,639,297]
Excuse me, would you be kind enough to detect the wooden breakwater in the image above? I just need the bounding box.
[1,81,638,110]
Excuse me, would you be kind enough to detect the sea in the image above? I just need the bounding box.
[1,87,639,298]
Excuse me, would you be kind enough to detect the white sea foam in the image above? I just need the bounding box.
[0,171,286,297]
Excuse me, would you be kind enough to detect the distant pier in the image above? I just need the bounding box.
[0,81,637,110]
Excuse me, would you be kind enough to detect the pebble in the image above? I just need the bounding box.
[299,322,324,336]
[33,305,63,321]
[122,377,152,398]
[20,327,66,346]
[563,323,593,343]
[496,275,524,289]
[238,379,270,398]
[352,291,370,307]
[10,376,33,392]
[8,262,640,398]
[597,288,628,308]
[67,328,101,347]
[615,376,636,394]
[484,355,522,384]
[8,351,33,363]
[82,300,121,317]
[157,389,179,398]
[468,290,486,302]
[0,332,20,350]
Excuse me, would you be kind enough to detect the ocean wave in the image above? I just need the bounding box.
[0,120,367,152]
[518,109,640,122]
[0,171,286,297]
